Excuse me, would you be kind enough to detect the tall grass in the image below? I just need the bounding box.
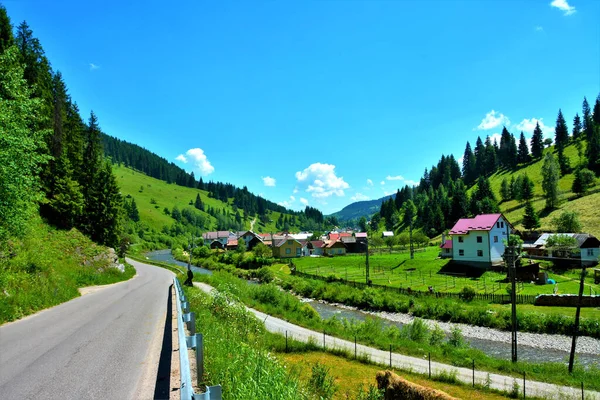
[194,270,600,391]
[0,218,135,323]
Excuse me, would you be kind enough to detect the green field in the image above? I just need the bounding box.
[293,247,600,296]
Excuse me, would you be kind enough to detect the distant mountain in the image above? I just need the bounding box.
[330,194,394,222]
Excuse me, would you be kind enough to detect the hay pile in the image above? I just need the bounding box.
[376,370,459,400]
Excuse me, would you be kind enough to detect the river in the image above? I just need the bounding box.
[145,250,600,367]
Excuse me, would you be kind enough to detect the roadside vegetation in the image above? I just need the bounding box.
[0,217,135,324]
[191,269,600,391]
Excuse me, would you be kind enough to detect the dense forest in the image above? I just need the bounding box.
[373,97,600,237]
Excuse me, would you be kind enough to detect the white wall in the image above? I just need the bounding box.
[452,231,490,262]
[488,216,509,263]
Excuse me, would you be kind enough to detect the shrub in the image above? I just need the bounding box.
[308,362,337,400]
[448,327,465,348]
[429,324,445,346]
[255,266,274,283]
[459,286,476,302]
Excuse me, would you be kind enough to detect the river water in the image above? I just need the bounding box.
[145,250,600,367]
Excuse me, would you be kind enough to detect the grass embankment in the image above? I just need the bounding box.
[183,280,523,399]
[193,270,600,391]
[293,247,600,296]
[0,218,135,324]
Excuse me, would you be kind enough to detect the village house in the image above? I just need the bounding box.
[272,237,303,258]
[448,214,513,266]
[307,240,324,256]
[523,233,600,266]
[202,231,231,249]
[324,240,347,256]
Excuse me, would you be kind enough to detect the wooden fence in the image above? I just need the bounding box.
[291,270,537,304]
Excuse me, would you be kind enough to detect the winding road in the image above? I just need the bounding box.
[0,259,173,400]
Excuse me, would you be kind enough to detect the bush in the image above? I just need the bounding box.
[255,266,274,283]
[459,286,476,302]
[308,362,337,400]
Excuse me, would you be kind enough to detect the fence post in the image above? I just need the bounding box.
[323,331,325,349]
[428,353,431,378]
[472,360,475,387]
[355,336,357,359]
[523,372,526,399]
[389,344,392,368]
[285,330,288,353]
[582,382,584,400]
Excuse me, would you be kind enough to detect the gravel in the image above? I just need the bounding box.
[303,298,600,355]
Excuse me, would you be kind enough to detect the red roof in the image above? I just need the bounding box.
[440,240,453,249]
[310,240,324,248]
[328,233,340,241]
[449,214,502,235]
[339,233,352,237]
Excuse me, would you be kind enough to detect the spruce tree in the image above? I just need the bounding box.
[450,179,469,225]
[86,160,122,247]
[520,174,534,202]
[517,131,530,164]
[508,133,518,169]
[500,178,511,202]
[474,137,485,177]
[542,152,560,209]
[593,94,600,126]
[194,193,204,211]
[462,141,476,186]
[572,168,596,196]
[583,97,592,142]
[554,109,569,150]
[0,4,14,54]
[531,122,544,159]
[572,113,582,140]
[587,125,600,174]
[522,201,540,231]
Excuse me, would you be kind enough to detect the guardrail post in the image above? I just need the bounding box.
[184,312,196,335]
[196,333,204,385]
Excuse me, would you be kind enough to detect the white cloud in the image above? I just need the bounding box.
[404,180,419,186]
[366,179,373,186]
[383,189,394,196]
[89,63,100,71]
[488,133,502,145]
[535,26,544,32]
[262,176,276,187]
[380,181,385,185]
[177,148,214,176]
[278,195,297,208]
[300,198,309,205]
[351,193,371,201]
[550,0,576,15]
[295,163,349,198]
[476,110,510,130]
[386,175,404,181]
[516,118,554,137]
[290,195,296,202]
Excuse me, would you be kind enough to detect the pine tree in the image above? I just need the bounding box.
[462,141,477,186]
[542,152,560,209]
[572,168,596,196]
[572,113,582,140]
[583,97,593,142]
[474,137,485,177]
[521,174,534,202]
[483,136,497,175]
[85,160,122,247]
[470,176,499,215]
[593,94,600,126]
[512,175,523,201]
[450,179,469,225]
[508,133,518,169]
[522,202,540,231]
[554,109,569,150]
[194,193,204,211]
[0,4,14,54]
[531,122,544,159]
[517,131,530,164]
[500,178,511,202]
[557,147,570,176]
[128,197,140,222]
[587,125,600,174]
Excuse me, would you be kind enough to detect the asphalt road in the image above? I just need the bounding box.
[193,281,600,400]
[0,258,173,400]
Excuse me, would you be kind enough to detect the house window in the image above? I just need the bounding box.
[287,240,293,245]
[496,222,500,228]
[459,249,464,256]
[477,250,483,257]
[588,248,595,256]
[501,221,504,228]
[458,237,464,243]
[296,248,301,256]
[494,236,498,243]
[477,236,483,243]
[285,248,291,255]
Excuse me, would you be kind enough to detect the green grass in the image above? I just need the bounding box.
[114,164,300,234]
[191,270,600,391]
[0,217,136,324]
[292,247,600,296]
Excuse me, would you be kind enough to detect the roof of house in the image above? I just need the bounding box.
[355,232,368,238]
[339,232,352,238]
[310,240,324,248]
[203,231,231,240]
[533,233,600,248]
[328,233,340,241]
[449,214,503,235]
[274,237,301,247]
[440,240,453,249]
[341,236,356,244]
[325,240,346,248]
[382,231,394,237]
[227,239,238,247]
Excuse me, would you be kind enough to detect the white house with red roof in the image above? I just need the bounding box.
[448,214,513,266]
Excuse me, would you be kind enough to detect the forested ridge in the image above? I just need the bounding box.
[369,97,600,237]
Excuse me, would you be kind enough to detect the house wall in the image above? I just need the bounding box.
[582,247,599,262]
[274,240,303,258]
[452,231,491,262]
[325,245,346,256]
[488,216,510,263]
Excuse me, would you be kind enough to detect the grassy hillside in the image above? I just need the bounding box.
[487,141,600,236]
[0,217,135,324]
[114,165,295,234]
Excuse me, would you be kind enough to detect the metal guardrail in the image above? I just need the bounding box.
[173,277,222,400]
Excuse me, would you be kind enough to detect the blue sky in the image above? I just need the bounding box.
[4,0,599,214]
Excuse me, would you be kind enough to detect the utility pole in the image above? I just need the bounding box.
[569,263,587,373]
[365,239,370,286]
[409,220,414,260]
[504,226,519,363]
